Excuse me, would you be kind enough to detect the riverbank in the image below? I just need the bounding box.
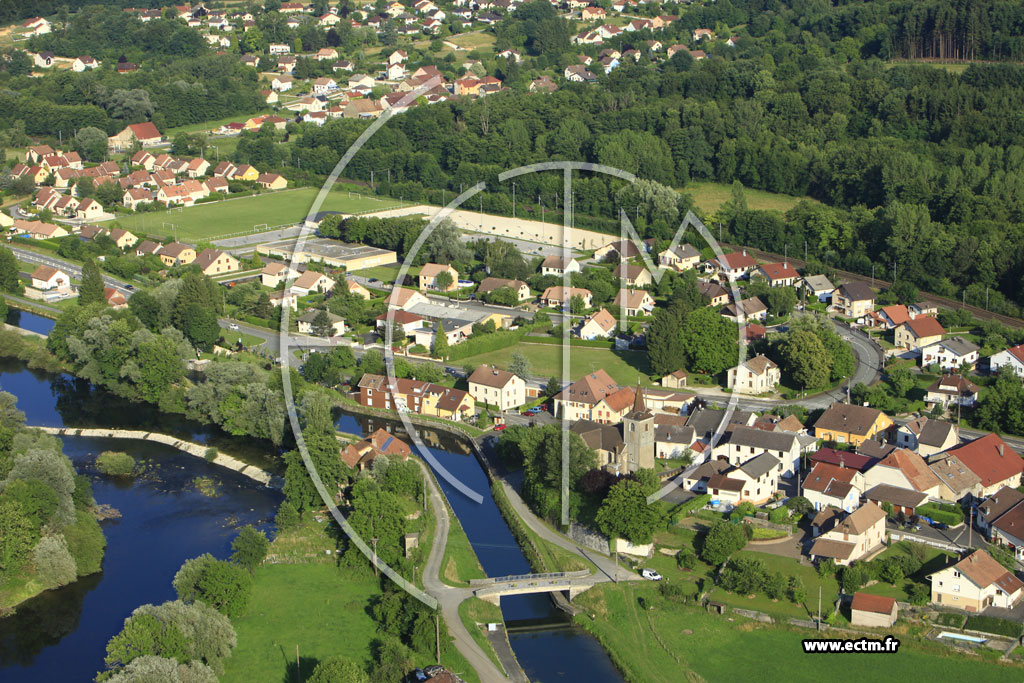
[31,426,283,489]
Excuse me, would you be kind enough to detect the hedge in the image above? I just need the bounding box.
[918,503,964,525]
[446,325,533,361]
[964,615,1023,638]
[523,335,617,349]
[670,494,711,521]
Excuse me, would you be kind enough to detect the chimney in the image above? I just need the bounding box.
[742,249,747,257]
[998,444,1005,458]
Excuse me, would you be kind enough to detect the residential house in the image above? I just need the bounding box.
[12,220,68,240]
[894,416,959,456]
[477,277,530,302]
[107,122,162,150]
[698,280,730,306]
[107,228,138,250]
[30,266,69,291]
[72,56,99,71]
[33,51,55,68]
[613,263,653,288]
[387,288,429,311]
[803,462,862,512]
[661,369,688,389]
[194,248,239,276]
[135,240,162,258]
[832,281,875,318]
[869,304,911,330]
[813,402,893,446]
[564,64,598,82]
[928,454,984,502]
[186,158,210,178]
[726,355,780,396]
[944,433,1024,498]
[929,550,1024,612]
[808,447,878,474]
[344,99,384,119]
[754,262,799,287]
[158,243,197,267]
[985,494,1024,560]
[23,17,51,36]
[271,74,294,91]
[261,262,299,287]
[978,487,1024,537]
[894,316,946,352]
[257,173,287,190]
[231,164,259,182]
[863,448,941,498]
[297,310,346,337]
[312,77,337,95]
[850,593,898,628]
[681,459,729,493]
[345,279,372,300]
[375,310,424,340]
[578,308,616,340]
[921,337,980,372]
[268,290,298,310]
[357,374,474,422]
[419,263,459,292]
[554,369,635,424]
[75,198,104,221]
[541,286,593,309]
[720,297,768,323]
[693,28,715,41]
[716,425,801,477]
[612,289,655,316]
[593,240,642,262]
[540,255,581,277]
[658,243,701,271]
[713,251,758,280]
[468,365,527,412]
[809,502,887,566]
[988,344,1024,377]
[925,374,980,408]
[705,453,781,506]
[802,274,835,302]
[290,270,336,295]
[341,429,411,470]
[104,287,127,309]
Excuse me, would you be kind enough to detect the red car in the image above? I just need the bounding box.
[493,423,506,431]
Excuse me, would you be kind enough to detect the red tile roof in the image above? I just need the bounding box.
[946,433,1024,488]
[903,315,945,338]
[851,592,896,615]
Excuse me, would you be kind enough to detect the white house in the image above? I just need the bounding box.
[726,355,780,395]
[929,550,1024,612]
[921,337,980,372]
[468,365,527,412]
[30,265,69,291]
[990,343,1024,377]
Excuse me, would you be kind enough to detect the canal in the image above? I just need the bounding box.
[337,412,624,682]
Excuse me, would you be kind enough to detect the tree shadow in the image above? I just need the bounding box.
[278,644,320,683]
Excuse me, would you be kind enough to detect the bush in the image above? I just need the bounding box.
[174,555,253,618]
[32,534,78,589]
[97,451,136,477]
[230,526,269,573]
[768,506,790,524]
[906,581,930,605]
[673,494,711,519]
[676,548,697,570]
[917,502,964,526]
[204,448,218,462]
[63,509,106,576]
[658,581,690,604]
[965,615,1024,638]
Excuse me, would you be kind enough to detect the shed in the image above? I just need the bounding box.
[850,592,898,628]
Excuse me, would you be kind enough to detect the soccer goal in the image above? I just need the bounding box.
[253,223,268,233]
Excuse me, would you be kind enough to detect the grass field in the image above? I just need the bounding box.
[885,60,972,74]
[441,511,487,586]
[574,583,1024,683]
[110,188,405,241]
[682,181,815,215]
[458,342,654,386]
[448,32,496,50]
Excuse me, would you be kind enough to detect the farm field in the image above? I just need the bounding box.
[574,582,1024,683]
[109,188,405,242]
[457,342,655,386]
[682,181,816,215]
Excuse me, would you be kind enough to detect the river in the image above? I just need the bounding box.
[0,362,281,682]
[336,412,624,683]
[5,308,56,336]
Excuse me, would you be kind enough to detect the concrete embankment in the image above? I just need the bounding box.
[3,323,47,339]
[33,426,283,489]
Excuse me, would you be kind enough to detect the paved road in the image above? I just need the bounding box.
[9,245,135,295]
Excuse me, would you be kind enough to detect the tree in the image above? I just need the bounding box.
[647,305,686,375]
[700,520,747,566]
[79,259,106,305]
[105,613,190,671]
[886,364,915,398]
[195,559,252,617]
[544,376,560,398]
[0,500,36,574]
[595,478,662,545]
[309,656,369,683]
[179,303,221,352]
[230,526,269,573]
[780,328,832,390]
[569,295,585,315]
[434,270,453,293]
[311,310,333,337]
[431,323,448,359]
[105,656,216,683]
[75,126,108,162]
[509,350,531,379]
[681,308,737,375]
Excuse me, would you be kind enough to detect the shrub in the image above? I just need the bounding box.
[673,494,711,519]
[97,451,136,477]
[841,563,871,593]
[906,582,930,605]
[204,448,218,462]
[659,581,689,604]
[965,615,1024,638]
[32,534,78,589]
[230,526,269,573]
[677,548,697,570]
[63,509,106,576]
[768,506,790,524]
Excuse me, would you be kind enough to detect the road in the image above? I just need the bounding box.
[8,245,135,295]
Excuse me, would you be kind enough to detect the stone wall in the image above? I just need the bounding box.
[33,426,282,489]
[569,522,610,554]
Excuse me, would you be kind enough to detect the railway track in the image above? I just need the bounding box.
[725,244,1024,329]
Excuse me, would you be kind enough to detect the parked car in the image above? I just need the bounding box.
[493,423,506,431]
[424,666,444,677]
[931,521,949,531]
[521,410,533,416]
[641,568,662,581]
[229,323,239,330]
[408,670,428,682]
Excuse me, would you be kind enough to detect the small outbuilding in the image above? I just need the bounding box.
[849,592,898,628]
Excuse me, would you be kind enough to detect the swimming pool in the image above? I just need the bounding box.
[938,631,987,643]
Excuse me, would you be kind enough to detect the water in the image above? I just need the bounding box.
[5,308,56,335]
[0,365,281,682]
[337,411,624,682]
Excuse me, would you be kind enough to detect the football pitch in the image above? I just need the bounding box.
[112,188,405,242]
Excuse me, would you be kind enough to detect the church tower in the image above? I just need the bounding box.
[623,382,655,473]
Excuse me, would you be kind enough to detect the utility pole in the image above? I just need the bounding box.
[435,612,441,665]
[986,286,990,310]
[370,169,374,188]
[969,506,974,548]
[479,194,483,228]
[512,181,516,218]
[296,645,300,682]
[817,586,822,630]
[371,537,378,577]
[871,264,875,287]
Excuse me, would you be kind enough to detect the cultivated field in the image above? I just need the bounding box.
[111,189,404,242]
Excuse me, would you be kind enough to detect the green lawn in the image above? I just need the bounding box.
[110,188,405,242]
[448,32,496,50]
[574,582,1024,683]
[707,550,841,621]
[351,264,421,283]
[682,181,816,215]
[859,541,954,602]
[458,598,506,676]
[458,342,654,386]
[220,330,267,349]
[441,511,487,586]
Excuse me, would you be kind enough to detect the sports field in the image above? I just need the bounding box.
[111,188,405,242]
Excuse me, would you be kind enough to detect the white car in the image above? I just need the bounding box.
[228,323,239,330]
[641,569,662,581]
